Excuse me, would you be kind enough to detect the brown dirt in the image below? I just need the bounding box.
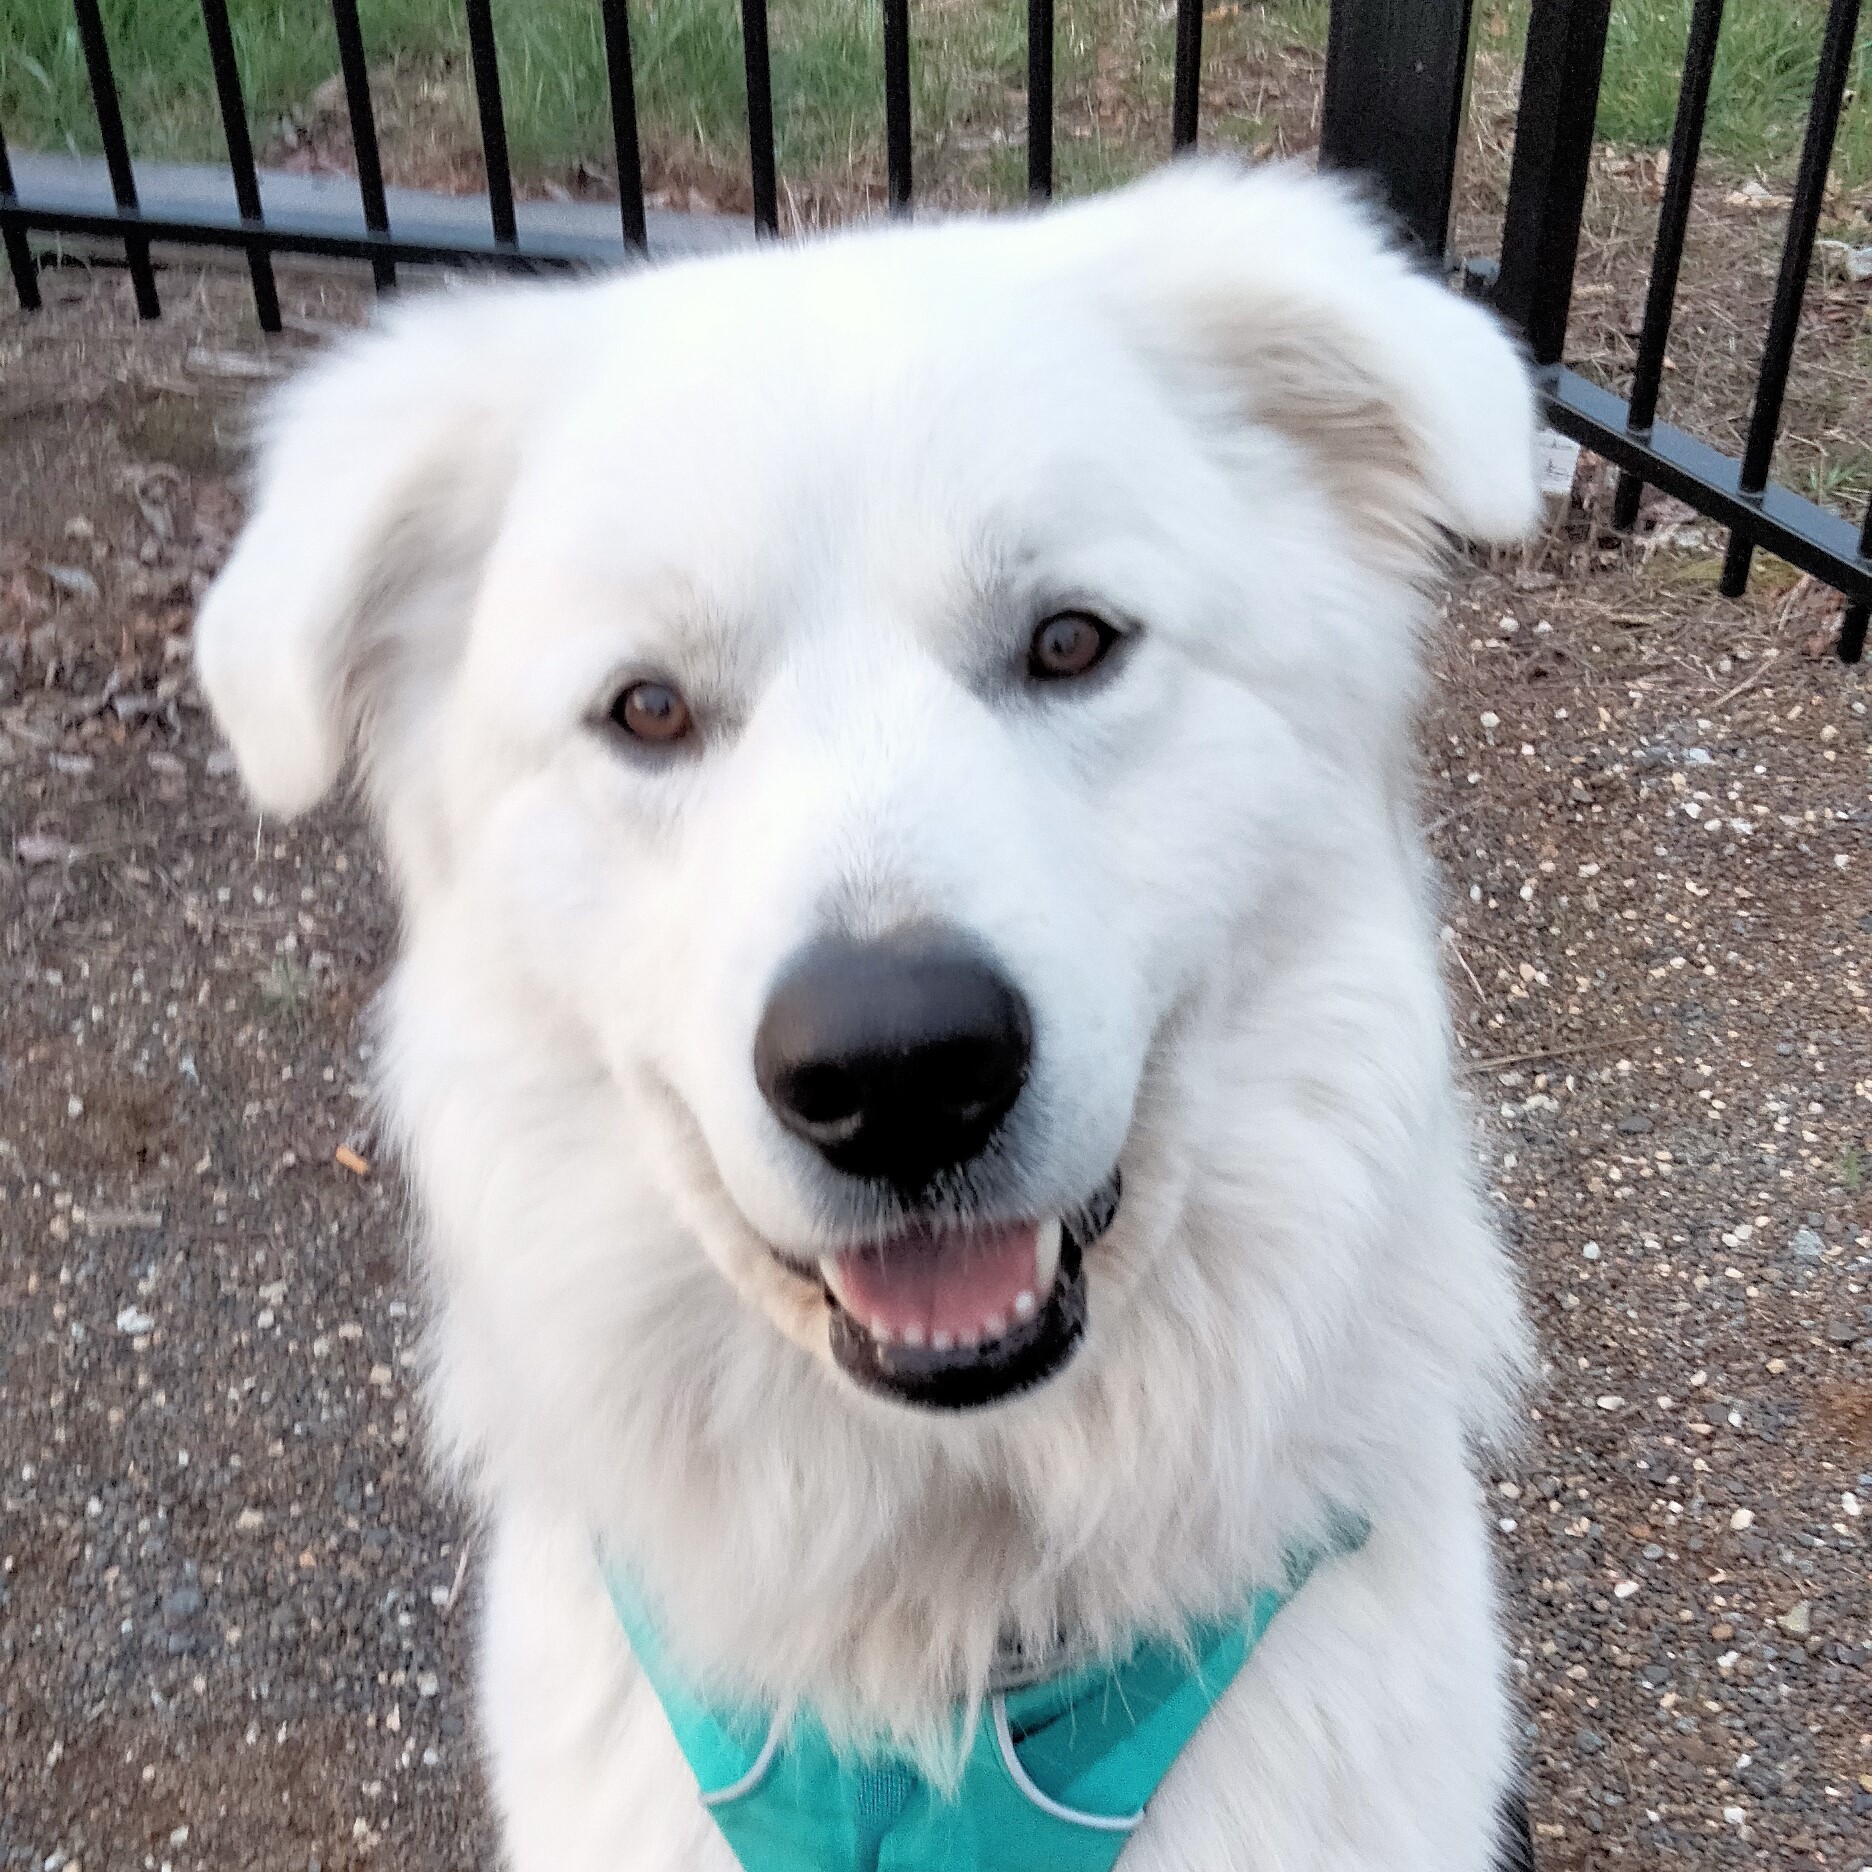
[3,259,1869,1872]
[2,264,482,1872]
[1432,505,1872,1867]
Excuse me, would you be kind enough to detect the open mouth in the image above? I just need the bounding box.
[816,1174,1120,1411]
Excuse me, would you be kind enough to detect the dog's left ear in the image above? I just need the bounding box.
[1055,159,1541,550]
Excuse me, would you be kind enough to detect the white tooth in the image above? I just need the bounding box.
[1035,1217,1063,1295]
[1012,1290,1037,1322]
[931,1331,954,1353]
[871,1318,895,1345]
[983,1315,1007,1340]
[902,1322,926,1348]
[819,1257,851,1310]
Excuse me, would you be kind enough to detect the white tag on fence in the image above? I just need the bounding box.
[1535,427,1583,500]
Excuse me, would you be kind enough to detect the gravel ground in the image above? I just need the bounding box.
[2,263,1869,1872]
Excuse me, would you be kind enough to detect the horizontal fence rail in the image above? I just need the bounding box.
[0,0,1864,657]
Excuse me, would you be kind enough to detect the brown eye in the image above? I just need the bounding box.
[611,679,692,744]
[1028,612,1117,682]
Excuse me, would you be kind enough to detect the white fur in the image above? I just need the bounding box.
[195,160,1538,1869]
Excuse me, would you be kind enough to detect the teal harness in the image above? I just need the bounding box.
[603,1518,1366,1872]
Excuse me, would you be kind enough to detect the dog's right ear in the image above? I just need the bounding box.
[194,283,590,818]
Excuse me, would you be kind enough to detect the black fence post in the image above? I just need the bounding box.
[70,0,161,316]
[1171,0,1204,151]
[882,0,913,213]
[1611,0,1726,530]
[1320,0,1477,255]
[463,0,519,248]
[739,0,779,235]
[198,0,282,331]
[1834,502,1870,665]
[1718,0,1864,599]
[598,0,648,249]
[0,115,42,311]
[1027,0,1054,198]
[1493,0,1612,366]
[329,0,397,291]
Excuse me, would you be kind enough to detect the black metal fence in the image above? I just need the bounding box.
[0,0,1866,661]
[1483,0,1869,664]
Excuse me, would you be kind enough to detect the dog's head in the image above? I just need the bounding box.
[198,162,1536,1426]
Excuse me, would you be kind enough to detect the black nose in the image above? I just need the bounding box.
[753,931,1032,1191]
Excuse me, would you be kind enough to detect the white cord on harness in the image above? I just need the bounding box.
[702,1716,785,1807]
[990,1697,1143,1833]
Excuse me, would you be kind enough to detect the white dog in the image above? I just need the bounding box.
[196,160,1540,1871]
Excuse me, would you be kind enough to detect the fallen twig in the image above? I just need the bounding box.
[1704,649,1777,714]
[1464,1034,1642,1073]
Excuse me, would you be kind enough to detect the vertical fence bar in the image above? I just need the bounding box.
[1718,0,1864,598]
[882,0,913,212]
[1842,608,1868,665]
[1321,0,1478,255]
[330,0,396,290]
[599,0,648,249]
[739,0,779,234]
[0,116,42,311]
[1840,506,1869,662]
[1027,0,1054,198]
[1171,0,1203,150]
[1611,0,1724,529]
[1492,0,1612,363]
[198,0,281,331]
[463,0,519,247]
[70,0,160,317]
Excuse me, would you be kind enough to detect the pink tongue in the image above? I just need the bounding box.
[831,1223,1040,1343]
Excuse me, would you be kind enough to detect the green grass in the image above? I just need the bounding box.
[4,0,443,161]
[0,0,875,176]
[1600,0,1872,190]
[255,955,316,1017]
[1481,0,1872,191]
[0,0,1318,203]
[0,0,1865,199]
